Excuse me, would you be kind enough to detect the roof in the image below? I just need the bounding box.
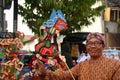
[23,35,37,45]
[106,0,120,7]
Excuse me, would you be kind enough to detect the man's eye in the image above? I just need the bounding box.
[95,42,102,44]
[86,41,102,46]
[86,42,93,45]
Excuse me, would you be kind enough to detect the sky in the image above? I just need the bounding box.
[4,0,34,35]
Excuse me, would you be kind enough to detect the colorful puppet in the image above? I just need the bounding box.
[0,54,24,80]
[35,9,68,70]
[19,9,68,80]
[0,31,24,80]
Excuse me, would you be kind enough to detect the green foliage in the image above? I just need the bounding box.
[5,0,9,3]
[18,0,105,36]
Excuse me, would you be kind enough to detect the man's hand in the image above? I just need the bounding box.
[32,59,46,76]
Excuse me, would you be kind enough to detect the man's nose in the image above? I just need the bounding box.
[91,43,96,47]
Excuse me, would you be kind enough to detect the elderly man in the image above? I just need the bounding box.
[29,32,120,80]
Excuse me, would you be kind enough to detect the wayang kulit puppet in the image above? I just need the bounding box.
[19,9,69,80]
[35,9,68,70]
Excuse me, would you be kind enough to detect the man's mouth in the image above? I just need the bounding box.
[90,50,97,53]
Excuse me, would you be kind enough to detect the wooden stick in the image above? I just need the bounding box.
[59,54,75,80]
[56,32,75,80]
[64,62,75,80]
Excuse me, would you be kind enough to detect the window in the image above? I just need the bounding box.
[104,7,120,22]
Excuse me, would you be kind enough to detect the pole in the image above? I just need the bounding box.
[13,0,18,32]
[0,0,4,31]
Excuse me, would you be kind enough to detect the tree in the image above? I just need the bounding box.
[18,0,105,36]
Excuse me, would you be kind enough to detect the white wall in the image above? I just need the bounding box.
[81,17,104,33]
[4,1,34,35]
[21,39,38,51]
[80,1,104,34]
[105,22,119,33]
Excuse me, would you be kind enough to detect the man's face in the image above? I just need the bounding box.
[86,38,104,58]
